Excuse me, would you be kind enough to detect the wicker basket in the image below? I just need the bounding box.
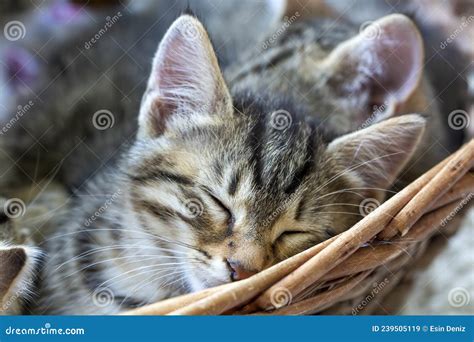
[125,139,474,315]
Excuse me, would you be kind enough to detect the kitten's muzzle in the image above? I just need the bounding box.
[226,259,257,281]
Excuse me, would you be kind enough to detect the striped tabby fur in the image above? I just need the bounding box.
[36,13,457,314]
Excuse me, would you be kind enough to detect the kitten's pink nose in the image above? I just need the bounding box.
[227,259,257,281]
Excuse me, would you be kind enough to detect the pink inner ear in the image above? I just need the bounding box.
[156,36,196,101]
[150,21,213,114]
[366,17,423,102]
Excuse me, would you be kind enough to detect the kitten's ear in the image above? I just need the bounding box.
[138,15,232,138]
[327,114,426,200]
[325,14,423,125]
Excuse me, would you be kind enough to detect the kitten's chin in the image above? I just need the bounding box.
[186,275,208,293]
[185,271,231,293]
[184,259,233,292]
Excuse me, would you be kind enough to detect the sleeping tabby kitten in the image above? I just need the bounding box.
[34,13,458,314]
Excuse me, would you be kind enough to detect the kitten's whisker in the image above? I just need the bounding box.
[313,186,397,203]
[106,264,194,302]
[120,265,196,306]
[25,162,64,208]
[311,203,369,210]
[158,273,191,292]
[105,264,186,290]
[96,261,201,290]
[311,152,404,196]
[19,200,70,226]
[55,244,194,270]
[150,233,206,255]
[44,228,199,255]
[310,211,366,217]
[124,264,196,293]
[43,227,164,243]
[147,266,195,292]
[62,256,199,279]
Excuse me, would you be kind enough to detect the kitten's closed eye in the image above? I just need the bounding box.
[205,192,235,230]
[275,230,308,242]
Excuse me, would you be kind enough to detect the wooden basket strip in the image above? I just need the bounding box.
[278,243,413,315]
[279,199,461,315]
[273,242,420,316]
[358,269,406,315]
[123,284,230,315]
[379,139,474,239]
[321,261,408,315]
[319,244,403,282]
[428,172,473,212]
[311,199,463,289]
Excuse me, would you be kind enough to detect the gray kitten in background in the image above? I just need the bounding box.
[0,0,285,190]
[35,13,456,314]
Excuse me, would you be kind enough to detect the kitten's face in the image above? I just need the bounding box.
[125,15,425,291]
[127,99,363,290]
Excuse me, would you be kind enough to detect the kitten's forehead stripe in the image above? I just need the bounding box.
[134,199,175,222]
[227,169,241,196]
[128,169,193,186]
[294,196,307,221]
[245,110,266,188]
[283,130,315,196]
